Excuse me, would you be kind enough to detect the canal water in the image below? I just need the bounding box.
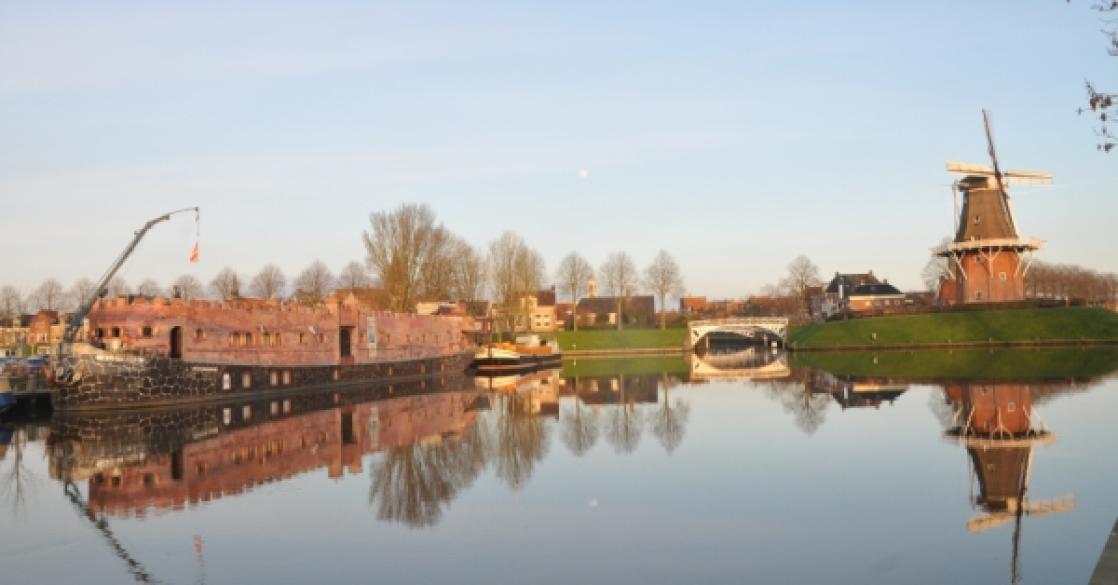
[1,348,1116,584]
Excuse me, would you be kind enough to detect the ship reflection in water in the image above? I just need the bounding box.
[3,350,1117,584]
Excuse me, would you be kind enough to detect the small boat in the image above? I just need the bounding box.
[472,335,562,373]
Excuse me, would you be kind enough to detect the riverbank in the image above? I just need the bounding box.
[787,307,1118,351]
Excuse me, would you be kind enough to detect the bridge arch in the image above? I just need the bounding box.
[687,318,790,351]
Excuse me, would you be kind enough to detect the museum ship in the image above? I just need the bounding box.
[48,292,474,411]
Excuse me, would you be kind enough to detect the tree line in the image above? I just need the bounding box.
[1,203,688,331]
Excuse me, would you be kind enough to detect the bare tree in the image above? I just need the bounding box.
[449,240,486,302]
[0,286,23,320]
[922,238,954,293]
[416,228,458,302]
[171,274,205,299]
[136,279,164,298]
[209,268,241,300]
[363,203,457,312]
[31,278,65,311]
[294,260,336,305]
[488,231,544,334]
[555,252,594,331]
[107,277,131,298]
[337,261,373,290]
[1071,1,1118,152]
[780,255,822,317]
[600,251,638,330]
[250,265,287,299]
[643,250,684,329]
[68,278,96,312]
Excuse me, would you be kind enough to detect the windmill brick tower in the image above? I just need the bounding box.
[935,111,1051,305]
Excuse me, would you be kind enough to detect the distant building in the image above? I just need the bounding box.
[822,271,881,317]
[575,295,655,327]
[845,282,906,314]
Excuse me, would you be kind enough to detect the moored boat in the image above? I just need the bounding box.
[472,334,562,373]
[49,293,475,411]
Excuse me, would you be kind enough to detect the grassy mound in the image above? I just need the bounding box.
[788,307,1118,349]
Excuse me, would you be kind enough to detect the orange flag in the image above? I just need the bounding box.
[189,241,200,263]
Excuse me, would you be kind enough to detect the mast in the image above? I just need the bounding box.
[61,207,200,348]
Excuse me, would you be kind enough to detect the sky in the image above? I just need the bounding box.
[2,0,1116,301]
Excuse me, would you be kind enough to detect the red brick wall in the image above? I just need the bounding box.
[950,252,1026,304]
[87,296,473,366]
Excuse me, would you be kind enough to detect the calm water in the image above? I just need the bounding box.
[2,349,1117,585]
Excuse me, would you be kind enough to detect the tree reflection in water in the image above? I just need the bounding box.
[605,374,646,454]
[492,392,549,490]
[368,423,489,528]
[761,379,830,435]
[649,375,690,454]
[560,397,599,457]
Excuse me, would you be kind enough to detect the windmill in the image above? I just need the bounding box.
[934,111,1051,305]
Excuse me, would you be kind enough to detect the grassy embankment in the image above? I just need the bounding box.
[792,346,1118,380]
[553,328,687,352]
[788,307,1118,350]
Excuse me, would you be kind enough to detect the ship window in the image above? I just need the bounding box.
[282,370,292,385]
[269,371,279,386]
[242,405,252,420]
[222,373,232,391]
[270,401,280,416]
[111,327,121,338]
[242,371,252,389]
[141,326,153,338]
[223,407,232,424]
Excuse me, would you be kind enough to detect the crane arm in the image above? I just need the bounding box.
[62,207,199,346]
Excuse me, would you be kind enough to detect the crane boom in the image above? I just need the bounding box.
[61,207,199,347]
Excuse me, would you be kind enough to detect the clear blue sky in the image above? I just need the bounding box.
[2,1,1115,299]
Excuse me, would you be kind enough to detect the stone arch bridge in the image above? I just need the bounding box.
[687,317,790,350]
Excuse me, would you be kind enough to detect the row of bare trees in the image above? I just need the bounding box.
[555,250,685,330]
[363,203,687,329]
[1024,260,1118,302]
[0,260,373,319]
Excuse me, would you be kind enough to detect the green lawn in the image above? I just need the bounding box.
[791,346,1118,380]
[788,307,1118,349]
[554,327,687,351]
[561,355,689,377]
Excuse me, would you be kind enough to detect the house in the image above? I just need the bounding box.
[0,314,34,355]
[679,296,707,315]
[575,295,655,327]
[822,271,881,317]
[845,282,906,314]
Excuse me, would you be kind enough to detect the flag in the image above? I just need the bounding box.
[189,241,200,263]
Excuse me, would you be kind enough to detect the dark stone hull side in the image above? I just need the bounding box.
[52,351,474,411]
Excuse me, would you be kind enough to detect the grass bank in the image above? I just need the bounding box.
[788,307,1118,350]
[791,347,1118,380]
[554,328,687,352]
